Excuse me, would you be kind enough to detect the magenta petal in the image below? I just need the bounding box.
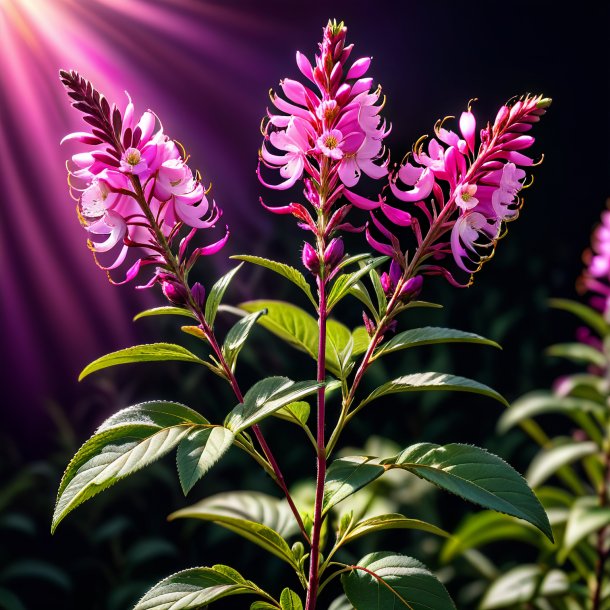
[459,111,476,154]
[381,202,412,227]
[365,225,394,257]
[259,197,294,214]
[346,57,371,80]
[390,167,435,202]
[343,188,381,210]
[296,51,314,81]
[61,132,103,145]
[197,227,230,256]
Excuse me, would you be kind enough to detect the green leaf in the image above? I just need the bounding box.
[133,306,198,321]
[526,440,599,488]
[546,342,606,367]
[374,327,500,359]
[222,309,266,371]
[369,269,387,317]
[205,263,244,328]
[280,588,303,610]
[480,565,569,609]
[323,456,385,514]
[549,298,609,337]
[328,595,354,610]
[342,552,456,610]
[225,377,322,433]
[441,510,549,563]
[336,253,373,272]
[52,401,207,532]
[250,603,278,610]
[348,282,379,321]
[79,343,205,381]
[133,565,267,610]
[498,391,606,433]
[176,427,235,495]
[170,491,299,568]
[560,496,610,562]
[327,256,388,311]
[239,300,345,376]
[352,327,370,357]
[232,255,316,307]
[343,513,449,545]
[385,443,553,540]
[358,372,508,410]
[274,401,310,426]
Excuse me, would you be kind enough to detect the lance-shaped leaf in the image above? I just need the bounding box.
[205,263,243,328]
[342,552,456,610]
[525,441,599,488]
[348,282,379,321]
[52,402,207,532]
[231,255,316,307]
[327,256,388,311]
[549,298,609,337]
[358,372,508,410]
[343,513,449,546]
[133,306,198,321]
[239,300,347,376]
[225,377,322,433]
[374,327,500,359]
[177,427,235,495]
[134,565,270,610]
[222,309,266,371]
[274,401,310,426]
[384,443,553,540]
[480,565,569,610]
[559,496,610,562]
[279,588,303,610]
[79,343,205,381]
[170,492,299,568]
[546,342,606,367]
[323,456,385,514]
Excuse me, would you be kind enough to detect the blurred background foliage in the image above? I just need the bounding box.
[1,0,608,608]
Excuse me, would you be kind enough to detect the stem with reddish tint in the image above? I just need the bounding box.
[305,272,328,610]
[130,177,310,544]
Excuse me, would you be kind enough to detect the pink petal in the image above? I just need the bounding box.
[459,111,476,154]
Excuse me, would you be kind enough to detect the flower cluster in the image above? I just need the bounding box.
[368,95,550,286]
[258,20,389,278]
[578,203,610,316]
[61,70,225,284]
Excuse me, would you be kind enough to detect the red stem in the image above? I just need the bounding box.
[305,276,328,610]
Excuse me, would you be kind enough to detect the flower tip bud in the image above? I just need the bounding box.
[162,279,188,306]
[324,238,344,270]
[400,275,423,300]
[302,242,320,275]
[536,97,552,109]
[191,282,206,311]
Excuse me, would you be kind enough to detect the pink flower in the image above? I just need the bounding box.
[455,183,479,211]
[259,19,389,230]
[61,70,226,284]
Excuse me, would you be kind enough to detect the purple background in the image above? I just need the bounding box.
[1,0,608,450]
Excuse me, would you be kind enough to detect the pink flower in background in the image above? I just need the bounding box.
[579,205,610,315]
[61,70,226,284]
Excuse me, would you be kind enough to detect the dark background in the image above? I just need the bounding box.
[1,0,608,608]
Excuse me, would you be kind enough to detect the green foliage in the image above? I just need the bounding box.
[134,565,272,609]
[342,552,456,609]
[78,343,206,380]
[446,296,610,608]
[133,306,198,321]
[222,309,267,371]
[326,256,388,311]
[232,255,316,307]
[205,263,243,328]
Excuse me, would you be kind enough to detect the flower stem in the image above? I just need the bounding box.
[305,274,329,610]
[129,177,310,544]
[592,444,610,610]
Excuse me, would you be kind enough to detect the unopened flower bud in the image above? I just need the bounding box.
[324,238,344,270]
[191,282,206,311]
[380,272,392,296]
[302,242,320,275]
[162,279,188,306]
[362,311,376,337]
[400,275,423,301]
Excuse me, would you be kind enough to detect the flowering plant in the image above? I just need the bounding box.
[444,202,610,610]
[54,20,552,610]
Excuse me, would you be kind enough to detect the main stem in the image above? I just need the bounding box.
[306,274,328,610]
[130,177,309,543]
[592,444,610,610]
